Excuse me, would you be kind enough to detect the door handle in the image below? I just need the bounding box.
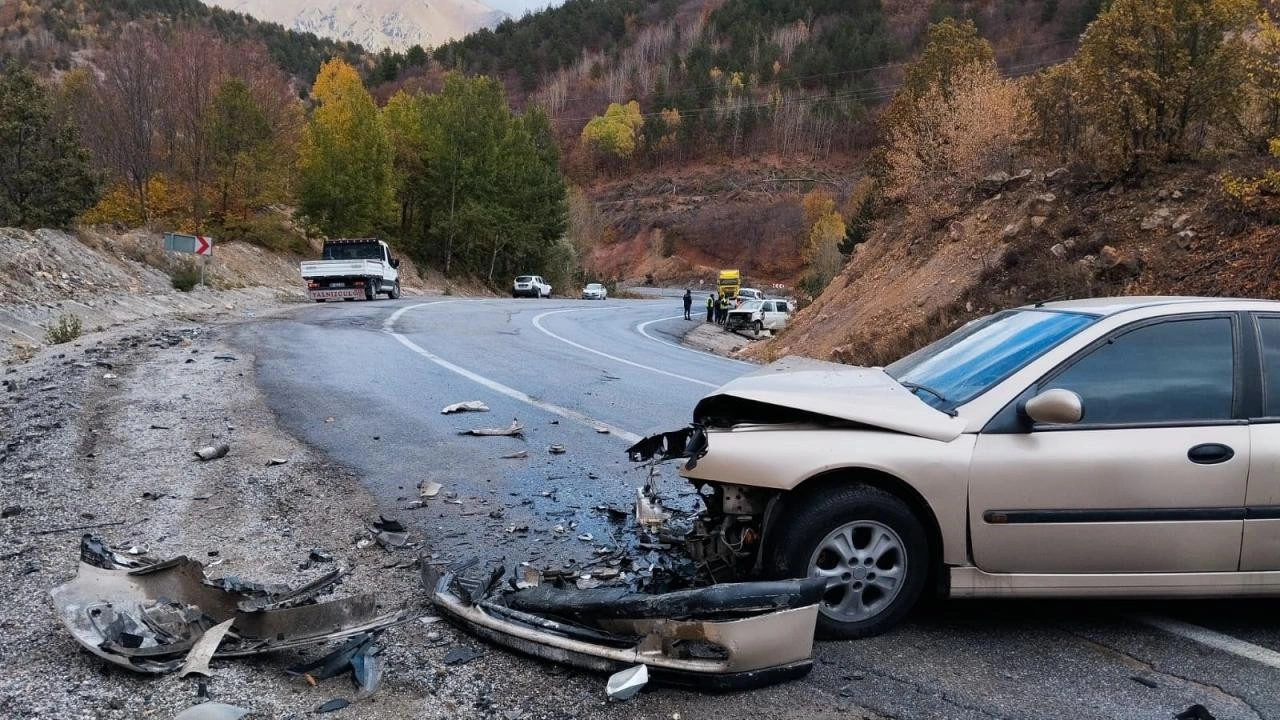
[1187,443,1235,465]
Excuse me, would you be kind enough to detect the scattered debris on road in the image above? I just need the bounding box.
[459,419,524,437]
[422,560,823,690]
[418,481,442,498]
[441,400,490,414]
[606,664,648,701]
[266,457,289,467]
[549,443,566,454]
[49,535,410,674]
[174,702,250,720]
[501,450,529,459]
[194,444,230,461]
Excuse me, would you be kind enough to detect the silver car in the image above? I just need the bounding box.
[636,297,1280,639]
[581,282,608,300]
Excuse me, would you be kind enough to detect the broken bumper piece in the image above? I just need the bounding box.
[50,535,409,673]
[424,565,824,691]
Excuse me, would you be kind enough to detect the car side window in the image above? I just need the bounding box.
[1257,317,1280,417]
[1040,317,1235,425]
[761,301,773,312]
[776,301,789,313]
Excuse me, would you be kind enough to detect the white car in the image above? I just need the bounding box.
[726,298,791,335]
[736,288,765,303]
[581,283,608,300]
[513,275,552,298]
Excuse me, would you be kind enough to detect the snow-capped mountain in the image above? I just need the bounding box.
[202,0,509,51]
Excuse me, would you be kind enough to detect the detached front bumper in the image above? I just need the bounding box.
[424,566,823,691]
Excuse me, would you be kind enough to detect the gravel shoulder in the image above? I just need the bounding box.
[0,299,880,720]
[680,321,767,360]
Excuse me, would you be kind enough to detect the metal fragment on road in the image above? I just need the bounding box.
[266,458,289,467]
[441,400,489,414]
[501,450,529,459]
[459,420,524,437]
[194,444,230,461]
[178,618,235,678]
[50,535,408,674]
[549,444,565,454]
[419,481,442,498]
[173,702,250,720]
[606,664,648,702]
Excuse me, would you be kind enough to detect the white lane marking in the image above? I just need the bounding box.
[384,302,642,444]
[531,307,719,388]
[1137,615,1280,670]
[636,315,754,366]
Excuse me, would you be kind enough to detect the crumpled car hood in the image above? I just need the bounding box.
[694,356,966,442]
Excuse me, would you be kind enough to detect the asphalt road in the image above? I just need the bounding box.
[237,297,1280,720]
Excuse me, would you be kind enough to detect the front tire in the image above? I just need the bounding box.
[769,484,928,640]
[753,320,763,336]
[389,281,401,299]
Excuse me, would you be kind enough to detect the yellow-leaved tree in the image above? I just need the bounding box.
[298,58,395,237]
[580,100,644,160]
[799,189,847,297]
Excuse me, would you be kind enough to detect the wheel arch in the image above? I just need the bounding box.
[777,466,948,598]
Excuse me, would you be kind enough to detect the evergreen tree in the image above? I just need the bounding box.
[0,66,100,229]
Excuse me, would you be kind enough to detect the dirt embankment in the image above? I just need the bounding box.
[755,163,1280,365]
[0,227,434,360]
[583,157,859,288]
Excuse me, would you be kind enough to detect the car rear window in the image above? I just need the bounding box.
[887,309,1097,410]
[516,276,534,282]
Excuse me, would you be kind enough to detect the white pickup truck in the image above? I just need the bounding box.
[301,238,401,302]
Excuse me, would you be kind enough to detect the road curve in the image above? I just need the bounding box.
[235,296,1280,720]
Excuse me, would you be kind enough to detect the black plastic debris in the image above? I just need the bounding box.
[315,698,350,713]
[1175,705,1216,720]
[310,549,335,563]
[369,516,409,549]
[2,505,23,518]
[444,646,484,666]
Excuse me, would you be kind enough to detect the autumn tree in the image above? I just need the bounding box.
[0,66,100,228]
[1029,0,1257,174]
[580,100,644,160]
[298,58,395,237]
[883,18,995,131]
[796,188,846,297]
[86,27,163,220]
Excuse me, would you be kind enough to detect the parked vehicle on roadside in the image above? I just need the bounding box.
[632,297,1280,640]
[736,288,765,304]
[581,282,608,300]
[301,238,400,302]
[513,275,552,298]
[725,298,790,335]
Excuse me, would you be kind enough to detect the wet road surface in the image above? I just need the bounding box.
[238,297,1280,720]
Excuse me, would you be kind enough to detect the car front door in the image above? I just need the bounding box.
[969,314,1248,573]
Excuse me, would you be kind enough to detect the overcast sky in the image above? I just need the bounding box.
[485,0,562,17]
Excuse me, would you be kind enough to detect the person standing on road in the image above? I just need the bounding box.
[717,294,730,325]
[706,293,715,322]
[683,289,692,320]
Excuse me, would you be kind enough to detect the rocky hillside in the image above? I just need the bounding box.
[757,162,1280,366]
[202,0,508,51]
[0,228,430,360]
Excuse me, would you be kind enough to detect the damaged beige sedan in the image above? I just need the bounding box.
[634,298,1280,639]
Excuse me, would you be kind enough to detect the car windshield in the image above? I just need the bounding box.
[586,284,603,290]
[736,301,763,312]
[516,276,534,283]
[323,242,381,261]
[885,309,1098,411]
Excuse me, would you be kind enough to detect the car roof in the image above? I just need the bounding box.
[1025,296,1280,316]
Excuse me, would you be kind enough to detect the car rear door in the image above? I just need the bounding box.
[1245,314,1280,570]
[969,314,1248,573]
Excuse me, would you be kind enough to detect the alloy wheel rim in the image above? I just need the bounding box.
[808,520,907,623]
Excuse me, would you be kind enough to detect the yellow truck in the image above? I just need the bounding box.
[717,269,740,300]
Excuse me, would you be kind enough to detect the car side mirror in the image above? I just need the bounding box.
[1023,389,1084,425]
[390,258,400,269]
